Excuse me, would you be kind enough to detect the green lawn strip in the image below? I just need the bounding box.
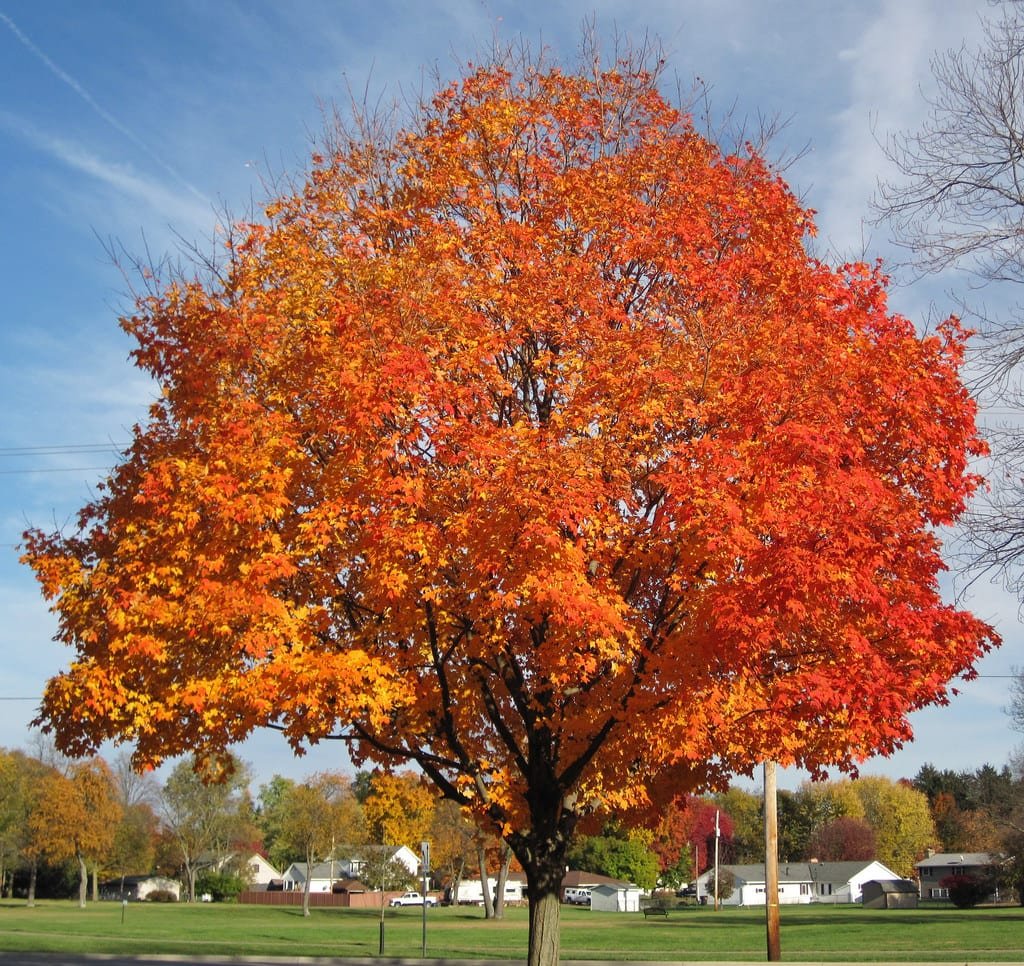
[1,901,1023,961]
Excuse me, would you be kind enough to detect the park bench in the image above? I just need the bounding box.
[642,905,669,919]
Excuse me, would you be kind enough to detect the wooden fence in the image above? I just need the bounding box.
[239,889,403,909]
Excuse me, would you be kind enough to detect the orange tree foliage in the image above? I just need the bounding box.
[23,54,995,965]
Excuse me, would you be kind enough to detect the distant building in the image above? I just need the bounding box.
[861,879,919,909]
[806,860,904,904]
[696,860,904,906]
[446,874,527,905]
[561,869,632,900]
[98,875,181,901]
[695,864,813,906]
[283,845,419,893]
[590,881,642,912]
[915,851,1004,900]
[239,852,282,888]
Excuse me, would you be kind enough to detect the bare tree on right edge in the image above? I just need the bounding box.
[876,0,1024,598]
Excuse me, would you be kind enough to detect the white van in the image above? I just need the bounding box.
[564,887,591,905]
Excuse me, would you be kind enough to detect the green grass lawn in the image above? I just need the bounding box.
[0,900,1022,961]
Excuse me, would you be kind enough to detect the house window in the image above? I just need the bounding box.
[930,887,948,899]
[951,867,966,876]
[800,884,809,895]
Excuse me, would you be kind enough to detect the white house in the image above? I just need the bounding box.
[806,860,903,903]
[99,875,182,901]
[283,845,421,893]
[239,852,282,888]
[697,860,905,906]
[347,844,421,880]
[590,881,643,912]
[283,860,348,894]
[696,864,814,906]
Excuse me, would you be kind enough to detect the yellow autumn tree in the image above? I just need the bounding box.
[852,776,937,877]
[28,758,121,907]
[362,771,435,850]
[278,772,363,916]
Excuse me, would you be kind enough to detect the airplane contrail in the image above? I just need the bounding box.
[0,10,210,205]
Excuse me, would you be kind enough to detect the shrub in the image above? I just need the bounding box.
[716,869,736,902]
[194,870,245,903]
[939,873,991,908]
[146,889,178,903]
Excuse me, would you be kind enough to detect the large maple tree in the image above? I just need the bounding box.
[24,56,995,965]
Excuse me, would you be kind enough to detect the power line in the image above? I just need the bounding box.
[0,466,113,475]
[0,443,127,476]
[0,444,126,456]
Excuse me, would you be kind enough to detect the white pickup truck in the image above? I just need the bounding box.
[389,891,437,907]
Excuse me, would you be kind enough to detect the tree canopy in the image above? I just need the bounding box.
[23,49,995,966]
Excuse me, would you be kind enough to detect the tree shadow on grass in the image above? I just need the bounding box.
[783,910,1024,927]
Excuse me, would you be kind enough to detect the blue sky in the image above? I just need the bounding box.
[0,0,1018,793]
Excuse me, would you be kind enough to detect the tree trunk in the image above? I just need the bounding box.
[302,870,312,917]
[77,852,88,908]
[510,833,571,966]
[449,855,465,905]
[27,859,37,907]
[91,863,99,902]
[526,886,561,966]
[493,841,513,919]
[476,844,494,918]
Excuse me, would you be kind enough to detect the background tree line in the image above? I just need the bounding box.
[4,736,1022,907]
[0,741,531,917]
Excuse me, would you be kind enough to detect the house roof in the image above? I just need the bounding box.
[592,882,641,894]
[331,877,368,892]
[915,852,1002,869]
[701,860,899,887]
[562,870,630,889]
[864,878,918,894]
[704,864,813,885]
[99,875,178,887]
[807,860,898,883]
[285,860,357,881]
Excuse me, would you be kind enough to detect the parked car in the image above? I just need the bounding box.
[563,887,591,905]
[390,891,437,907]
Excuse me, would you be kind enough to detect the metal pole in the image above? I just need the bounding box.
[764,761,781,961]
[379,845,386,956]
[421,841,430,958]
[693,840,700,903]
[714,809,720,911]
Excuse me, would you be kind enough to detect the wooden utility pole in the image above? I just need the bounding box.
[764,761,781,961]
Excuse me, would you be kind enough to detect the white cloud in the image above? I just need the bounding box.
[0,110,218,240]
[0,10,209,205]
[815,0,989,262]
